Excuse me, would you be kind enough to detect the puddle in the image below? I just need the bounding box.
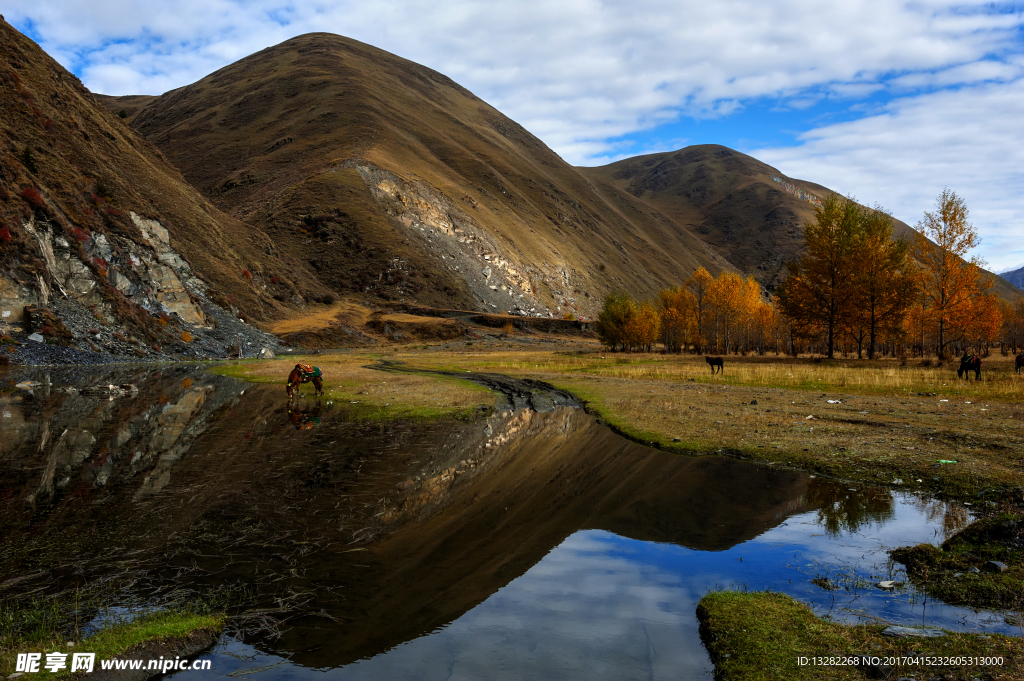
[0,366,1017,681]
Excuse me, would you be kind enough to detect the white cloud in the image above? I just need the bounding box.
[753,78,1024,272]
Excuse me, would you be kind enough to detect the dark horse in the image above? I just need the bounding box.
[1016,353,1024,375]
[705,356,724,375]
[287,363,323,398]
[957,355,982,380]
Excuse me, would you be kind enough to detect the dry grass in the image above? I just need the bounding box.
[389,346,1024,498]
[267,300,371,334]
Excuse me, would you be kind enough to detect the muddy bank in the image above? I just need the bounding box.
[369,358,581,411]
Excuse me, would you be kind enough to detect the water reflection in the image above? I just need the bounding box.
[286,400,322,430]
[0,370,1000,681]
[807,481,895,537]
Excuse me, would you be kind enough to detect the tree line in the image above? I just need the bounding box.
[597,190,1017,359]
[596,269,783,355]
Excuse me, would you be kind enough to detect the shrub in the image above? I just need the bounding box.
[69,226,91,242]
[106,207,123,217]
[241,269,252,283]
[271,275,280,284]
[0,226,10,243]
[19,148,38,174]
[118,110,127,119]
[180,331,193,343]
[319,293,336,305]
[502,322,514,336]
[20,186,44,209]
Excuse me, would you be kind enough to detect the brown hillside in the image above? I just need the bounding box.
[0,18,328,345]
[582,145,1020,300]
[100,33,730,319]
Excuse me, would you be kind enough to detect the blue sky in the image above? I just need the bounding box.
[7,0,1024,271]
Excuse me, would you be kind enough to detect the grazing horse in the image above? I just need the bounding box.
[956,355,982,380]
[287,363,323,398]
[705,356,724,375]
[1016,353,1024,375]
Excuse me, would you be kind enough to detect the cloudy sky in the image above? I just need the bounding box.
[7,1,1024,271]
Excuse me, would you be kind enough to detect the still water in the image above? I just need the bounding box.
[0,366,1016,681]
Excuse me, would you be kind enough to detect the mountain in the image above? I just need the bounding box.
[578,146,863,288]
[0,18,329,358]
[1000,265,1024,291]
[582,147,1022,300]
[99,33,731,319]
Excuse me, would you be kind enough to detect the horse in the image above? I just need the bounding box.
[1016,353,1024,375]
[956,355,982,380]
[287,363,323,398]
[705,356,724,375]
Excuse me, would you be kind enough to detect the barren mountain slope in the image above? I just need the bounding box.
[581,146,916,290]
[0,18,329,352]
[583,146,1021,300]
[101,33,730,318]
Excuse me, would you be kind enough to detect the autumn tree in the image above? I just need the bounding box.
[776,194,862,358]
[623,301,660,352]
[595,292,634,351]
[848,207,916,359]
[658,286,696,352]
[913,189,993,358]
[685,267,713,352]
[1001,296,1024,352]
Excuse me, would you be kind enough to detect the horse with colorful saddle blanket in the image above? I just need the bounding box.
[287,363,324,398]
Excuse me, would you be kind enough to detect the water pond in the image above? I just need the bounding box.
[0,365,1016,680]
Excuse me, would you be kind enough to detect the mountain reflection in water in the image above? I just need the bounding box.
[0,367,991,680]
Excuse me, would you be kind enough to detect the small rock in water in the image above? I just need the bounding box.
[881,625,946,638]
[28,332,45,343]
[876,580,898,589]
[983,560,1008,573]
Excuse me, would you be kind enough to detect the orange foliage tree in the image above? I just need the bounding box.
[847,207,916,359]
[595,292,659,352]
[658,285,696,353]
[1000,296,1024,353]
[776,194,862,358]
[685,266,714,352]
[913,189,996,358]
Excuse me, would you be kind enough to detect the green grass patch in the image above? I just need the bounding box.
[890,513,1024,609]
[0,609,224,679]
[697,591,1023,681]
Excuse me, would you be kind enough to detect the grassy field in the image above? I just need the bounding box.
[222,342,1024,499]
[212,353,495,421]
[697,591,1023,681]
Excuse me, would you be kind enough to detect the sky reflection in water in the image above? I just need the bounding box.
[190,491,1014,681]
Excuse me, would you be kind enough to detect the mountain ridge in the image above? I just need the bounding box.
[98,32,735,319]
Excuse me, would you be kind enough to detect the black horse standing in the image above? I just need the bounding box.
[957,355,982,380]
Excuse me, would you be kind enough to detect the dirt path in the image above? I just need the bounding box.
[369,359,581,411]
